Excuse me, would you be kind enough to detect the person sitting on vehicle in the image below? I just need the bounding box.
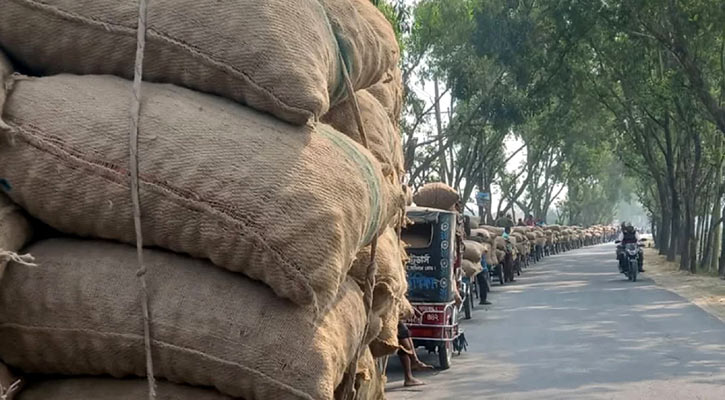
[525,214,535,226]
[397,322,432,387]
[617,222,644,272]
[496,213,514,233]
[517,218,526,226]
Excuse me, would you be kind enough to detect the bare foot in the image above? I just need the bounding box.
[404,378,426,387]
[411,360,433,371]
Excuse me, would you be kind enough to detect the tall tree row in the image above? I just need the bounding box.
[378,0,724,275]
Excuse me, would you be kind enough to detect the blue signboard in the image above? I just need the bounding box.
[476,192,490,206]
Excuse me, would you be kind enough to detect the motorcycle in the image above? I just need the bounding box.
[615,239,646,282]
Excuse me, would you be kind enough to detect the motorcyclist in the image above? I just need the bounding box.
[617,222,644,272]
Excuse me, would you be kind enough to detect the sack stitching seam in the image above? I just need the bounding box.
[5,121,317,307]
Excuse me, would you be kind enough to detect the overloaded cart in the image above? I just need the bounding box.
[401,206,467,370]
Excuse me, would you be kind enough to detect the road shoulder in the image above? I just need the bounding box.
[644,248,725,322]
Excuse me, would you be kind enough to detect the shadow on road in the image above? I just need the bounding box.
[386,244,725,399]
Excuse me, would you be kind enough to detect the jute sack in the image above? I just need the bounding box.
[0,0,398,125]
[0,193,33,281]
[322,90,404,179]
[353,350,385,400]
[470,228,492,242]
[0,74,397,311]
[466,235,484,244]
[0,239,366,400]
[481,225,505,236]
[368,305,399,358]
[462,240,484,262]
[515,243,525,256]
[482,242,497,266]
[403,184,414,206]
[413,182,459,210]
[368,294,414,358]
[334,349,384,400]
[367,68,404,127]
[0,49,13,129]
[349,228,407,317]
[461,259,482,278]
[399,297,415,320]
[17,378,233,400]
[319,0,399,95]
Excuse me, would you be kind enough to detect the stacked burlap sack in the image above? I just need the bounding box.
[412,182,460,211]
[477,226,507,262]
[469,229,499,266]
[0,1,406,399]
[510,231,529,260]
[461,240,485,278]
[0,194,32,281]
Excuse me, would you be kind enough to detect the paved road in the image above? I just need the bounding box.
[386,244,725,399]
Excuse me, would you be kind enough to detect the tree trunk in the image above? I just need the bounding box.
[689,229,698,274]
[711,198,723,272]
[710,139,724,271]
[720,203,725,277]
[664,113,679,262]
[486,182,494,224]
[433,79,448,184]
[698,213,707,264]
[478,177,485,220]
[669,198,680,262]
[680,215,691,272]
[657,182,671,254]
[658,208,670,254]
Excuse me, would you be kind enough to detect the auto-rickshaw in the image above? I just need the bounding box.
[401,206,467,370]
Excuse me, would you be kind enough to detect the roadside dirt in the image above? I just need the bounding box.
[644,247,725,323]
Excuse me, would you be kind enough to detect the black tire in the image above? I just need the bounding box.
[630,260,637,282]
[469,282,476,310]
[438,342,452,370]
[463,290,472,320]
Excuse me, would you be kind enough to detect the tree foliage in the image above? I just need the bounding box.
[393,0,724,273]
